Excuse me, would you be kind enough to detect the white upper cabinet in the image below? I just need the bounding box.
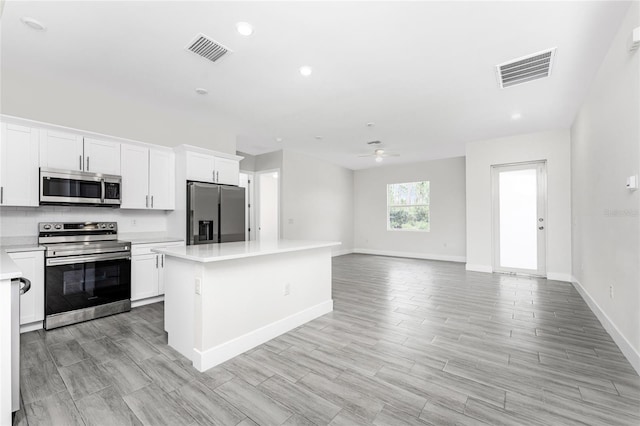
[0,123,39,207]
[39,130,84,171]
[185,151,239,186]
[186,151,216,183]
[83,138,120,175]
[214,157,240,186]
[120,144,174,210]
[40,130,120,174]
[120,144,150,209]
[149,149,175,210]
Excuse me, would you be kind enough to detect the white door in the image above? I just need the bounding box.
[39,130,84,171]
[0,123,39,206]
[186,151,215,183]
[257,170,280,241]
[149,149,175,209]
[131,254,160,301]
[492,161,547,276]
[83,138,120,174]
[8,251,45,325]
[120,145,149,209]
[239,172,255,241]
[214,157,240,186]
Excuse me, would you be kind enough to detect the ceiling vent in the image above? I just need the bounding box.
[496,48,556,88]
[185,33,232,63]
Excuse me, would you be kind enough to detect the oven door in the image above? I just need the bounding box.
[45,252,131,316]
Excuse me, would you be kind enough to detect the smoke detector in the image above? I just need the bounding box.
[186,33,232,63]
[496,48,556,88]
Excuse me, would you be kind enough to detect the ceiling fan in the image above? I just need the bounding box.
[358,144,400,163]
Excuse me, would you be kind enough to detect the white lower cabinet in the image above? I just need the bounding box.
[131,241,183,302]
[8,250,45,327]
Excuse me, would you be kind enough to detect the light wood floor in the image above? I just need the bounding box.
[15,254,640,425]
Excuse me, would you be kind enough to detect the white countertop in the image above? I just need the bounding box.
[0,236,44,253]
[154,240,341,263]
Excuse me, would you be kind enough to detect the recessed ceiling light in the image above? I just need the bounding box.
[236,22,254,36]
[375,157,383,163]
[511,112,522,120]
[195,88,208,95]
[21,17,46,31]
[275,137,283,143]
[299,66,313,77]
[314,136,323,140]
[366,122,375,127]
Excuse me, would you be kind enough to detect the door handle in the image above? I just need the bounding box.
[538,226,544,230]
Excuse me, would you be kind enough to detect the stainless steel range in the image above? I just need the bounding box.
[39,222,131,330]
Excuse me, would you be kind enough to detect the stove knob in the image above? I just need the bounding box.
[43,224,51,230]
[100,223,106,229]
[54,224,62,230]
[109,224,115,229]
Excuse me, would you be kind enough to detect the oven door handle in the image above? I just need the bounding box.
[46,253,131,266]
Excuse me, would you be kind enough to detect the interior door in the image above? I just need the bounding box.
[257,170,280,242]
[492,161,547,276]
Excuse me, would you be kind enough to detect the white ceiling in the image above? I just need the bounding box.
[1,1,631,170]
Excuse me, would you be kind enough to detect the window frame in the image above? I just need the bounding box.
[386,180,431,232]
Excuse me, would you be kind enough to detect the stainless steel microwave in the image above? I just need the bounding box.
[40,168,121,207]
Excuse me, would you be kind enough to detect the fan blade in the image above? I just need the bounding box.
[381,153,400,157]
[357,154,374,157]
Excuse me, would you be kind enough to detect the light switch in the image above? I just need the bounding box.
[195,277,202,295]
[626,175,638,190]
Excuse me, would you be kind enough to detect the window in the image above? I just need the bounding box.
[387,181,430,231]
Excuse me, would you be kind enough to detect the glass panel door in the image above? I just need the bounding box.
[492,162,546,276]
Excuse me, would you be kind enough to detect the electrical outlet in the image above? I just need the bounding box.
[609,285,614,299]
[284,283,291,296]
[195,277,202,295]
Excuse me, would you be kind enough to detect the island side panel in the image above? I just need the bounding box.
[164,256,199,362]
[195,246,333,371]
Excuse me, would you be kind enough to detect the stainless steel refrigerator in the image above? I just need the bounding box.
[187,182,246,245]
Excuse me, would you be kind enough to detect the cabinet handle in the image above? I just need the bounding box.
[213,170,216,182]
[156,255,159,268]
[86,156,90,171]
[151,195,154,208]
[1,186,3,204]
[161,254,164,268]
[79,155,83,171]
[216,171,219,182]
[145,195,149,208]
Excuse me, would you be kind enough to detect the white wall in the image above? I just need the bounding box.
[281,150,354,256]
[353,156,466,261]
[1,68,238,155]
[465,130,572,279]
[570,2,639,372]
[0,206,168,238]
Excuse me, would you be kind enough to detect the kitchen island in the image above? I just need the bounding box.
[154,240,340,372]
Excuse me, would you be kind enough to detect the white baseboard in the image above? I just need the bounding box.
[465,264,493,273]
[194,300,334,372]
[131,295,164,308]
[353,248,465,263]
[20,321,43,334]
[572,276,640,375]
[332,249,354,257]
[547,272,572,282]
